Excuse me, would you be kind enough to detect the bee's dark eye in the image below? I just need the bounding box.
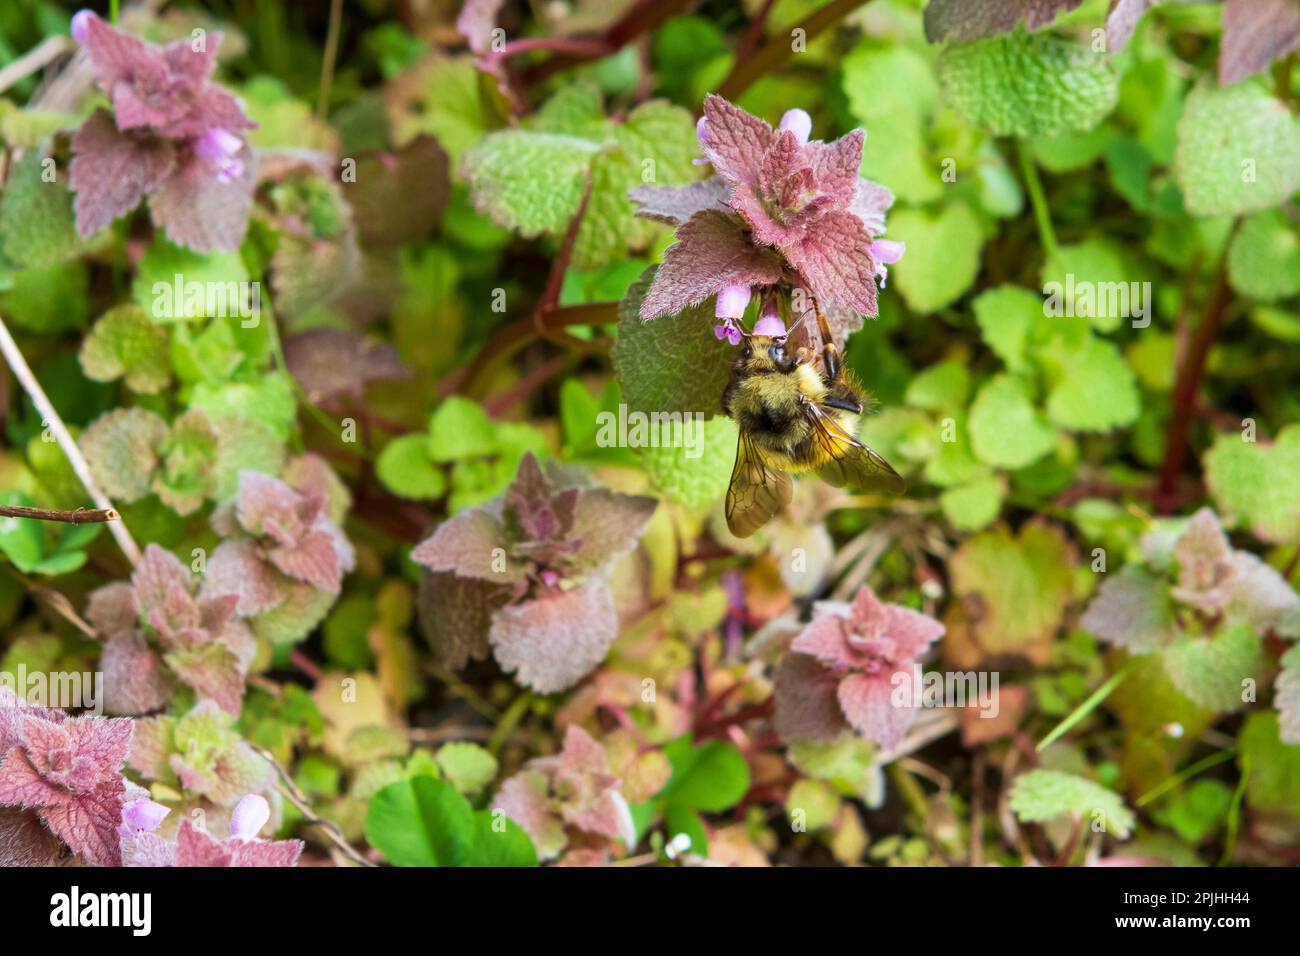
[770,346,785,363]
[741,345,752,359]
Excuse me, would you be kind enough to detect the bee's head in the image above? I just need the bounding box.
[737,335,795,372]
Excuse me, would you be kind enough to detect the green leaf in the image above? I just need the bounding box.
[948,521,1076,657]
[1040,238,1135,334]
[641,416,736,510]
[973,285,1042,374]
[365,776,536,867]
[79,407,169,503]
[0,260,88,333]
[1173,80,1300,218]
[887,202,983,313]
[939,474,1006,531]
[1044,336,1139,432]
[904,360,969,413]
[365,775,475,867]
[131,239,250,323]
[428,396,498,462]
[434,741,498,797]
[938,31,1118,137]
[377,434,447,500]
[387,53,509,170]
[0,492,46,573]
[461,129,597,237]
[0,150,86,268]
[1204,424,1300,544]
[613,267,733,417]
[968,373,1058,470]
[1152,779,1231,843]
[79,305,171,394]
[1010,769,1135,838]
[1161,623,1260,712]
[1227,210,1300,302]
[660,736,750,813]
[1238,711,1300,815]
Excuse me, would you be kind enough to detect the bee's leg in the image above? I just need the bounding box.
[813,306,844,384]
[822,382,863,415]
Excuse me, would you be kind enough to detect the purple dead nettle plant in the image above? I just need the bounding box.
[121,792,302,867]
[412,453,657,694]
[67,10,257,252]
[773,585,945,750]
[630,95,904,342]
[86,544,255,716]
[492,724,637,864]
[203,468,355,647]
[1082,507,1300,732]
[0,688,134,866]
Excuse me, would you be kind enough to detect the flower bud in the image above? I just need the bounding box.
[70,9,94,45]
[230,793,271,840]
[779,109,813,146]
[714,283,752,320]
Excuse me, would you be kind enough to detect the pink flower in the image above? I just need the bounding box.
[631,95,896,324]
[871,239,906,287]
[195,128,245,184]
[774,585,944,749]
[230,793,272,839]
[779,108,812,146]
[752,299,787,339]
[121,798,170,833]
[713,283,752,345]
[70,9,93,44]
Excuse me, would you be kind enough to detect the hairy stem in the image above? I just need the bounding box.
[716,0,871,102]
[0,315,140,564]
[1156,246,1234,512]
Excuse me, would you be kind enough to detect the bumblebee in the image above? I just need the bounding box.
[722,309,904,537]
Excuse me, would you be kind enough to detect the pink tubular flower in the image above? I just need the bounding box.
[714,283,752,345]
[70,9,93,44]
[752,299,787,339]
[195,128,245,184]
[870,239,906,287]
[778,108,812,146]
[122,798,170,833]
[774,585,944,749]
[229,793,271,839]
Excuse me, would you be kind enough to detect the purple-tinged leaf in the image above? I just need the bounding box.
[1220,0,1300,86]
[488,580,619,693]
[68,109,175,237]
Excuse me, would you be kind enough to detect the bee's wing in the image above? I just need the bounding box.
[804,400,906,494]
[726,431,793,538]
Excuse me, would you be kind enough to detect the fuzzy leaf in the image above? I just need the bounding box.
[1220,0,1300,87]
[968,374,1058,470]
[613,267,734,416]
[887,202,983,314]
[1174,80,1300,218]
[68,109,175,237]
[923,0,1084,42]
[489,580,618,693]
[641,416,737,510]
[435,742,498,797]
[946,521,1075,665]
[79,305,171,393]
[80,407,169,503]
[1080,566,1175,653]
[1161,624,1260,712]
[938,31,1118,137]
[1010,769,1134,838]
[1204,425,1300,544]
[0,150,87,267]
[1044,336,1139,432]
[1227,210,1300,302]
